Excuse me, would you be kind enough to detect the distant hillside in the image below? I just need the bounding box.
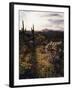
[41,28,63,32]
[19,29,64,43]
[40,30,64,41]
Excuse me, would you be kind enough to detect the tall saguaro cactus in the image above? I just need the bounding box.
[22,20,24,31]
[30,24,37,78]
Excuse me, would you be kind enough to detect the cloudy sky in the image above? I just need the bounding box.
[19,10,64,31]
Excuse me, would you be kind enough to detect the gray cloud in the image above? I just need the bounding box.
[48,19,64,24]
[48,13,63,17]
[40,12,63,18]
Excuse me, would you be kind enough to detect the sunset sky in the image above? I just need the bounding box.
[19,10,64,31]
